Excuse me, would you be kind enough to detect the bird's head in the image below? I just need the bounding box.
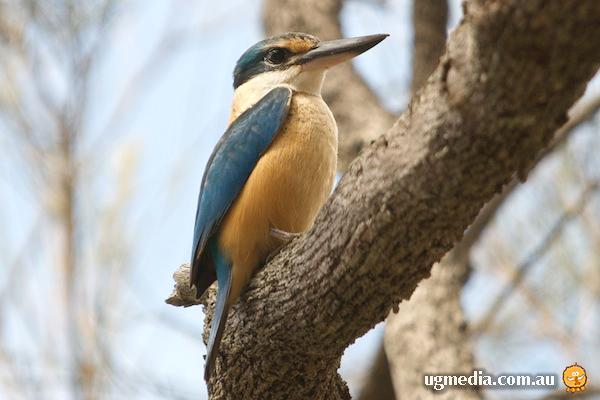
[232,32,388,96]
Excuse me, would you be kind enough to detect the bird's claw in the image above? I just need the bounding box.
[269,226,302,241]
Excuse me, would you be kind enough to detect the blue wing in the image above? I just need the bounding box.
[203,236,232,381]
[190,87,292,296]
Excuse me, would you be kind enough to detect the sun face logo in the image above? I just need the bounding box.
[563,363,587,393]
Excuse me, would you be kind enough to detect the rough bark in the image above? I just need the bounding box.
[384,85,600,399]
[382,183,513,400]
[385,251,480,399]
[384,211,481,399]
[171,1,600,398]
[263,2,399,397]
[262,0,396,171]
[381,1,476,399]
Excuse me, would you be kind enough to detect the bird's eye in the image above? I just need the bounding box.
[266,48,287,64]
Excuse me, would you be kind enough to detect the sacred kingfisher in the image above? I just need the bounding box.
[190,32,388,381]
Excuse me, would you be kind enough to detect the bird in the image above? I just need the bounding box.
[190,31,388,381]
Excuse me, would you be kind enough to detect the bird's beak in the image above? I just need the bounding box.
[298,34,388,71]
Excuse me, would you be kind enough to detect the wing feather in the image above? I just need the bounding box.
[190,87,292,296]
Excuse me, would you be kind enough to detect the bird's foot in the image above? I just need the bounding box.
[269,226,302,241]
[265,227,304,264]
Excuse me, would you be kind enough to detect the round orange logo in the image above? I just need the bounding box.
[563,363,587,393]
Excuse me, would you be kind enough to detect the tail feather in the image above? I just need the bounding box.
[204,247,232,381]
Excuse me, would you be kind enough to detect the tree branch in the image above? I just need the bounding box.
[169,1,600,398]
[456,89,600,259]
[354,88,600,399]
[356,345,395,400]
[381,2,479,399]
[411,0,448,93]
[385,251,480,400]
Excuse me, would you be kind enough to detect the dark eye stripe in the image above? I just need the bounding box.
[265,48,288,64]
[234,34,320,89]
